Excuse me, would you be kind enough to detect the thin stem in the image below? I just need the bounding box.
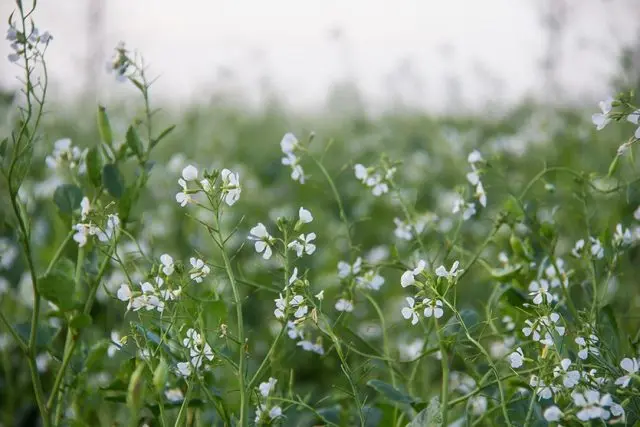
[213,212,248,426]
[435,317,449,426]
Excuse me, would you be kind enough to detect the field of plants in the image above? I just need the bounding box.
[3,2,640,427]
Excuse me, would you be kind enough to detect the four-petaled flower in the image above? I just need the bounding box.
[189,257,210,283]
[435,261,462,281]
[401,259,426,287]
[508,347,524,368]
[220,168,241,206]
[615,357,639,388]
[592,97,613,130]
[423,298,444,318]
[401,297,419,325]
[249,223,274,260]
[288,233,316,257]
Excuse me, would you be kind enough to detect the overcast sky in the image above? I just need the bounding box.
[0,0,638,112]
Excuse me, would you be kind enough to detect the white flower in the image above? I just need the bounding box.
[575,335,599,360]
[175,178,192,207]
[469,395,487,416]
[165,388,184,403]
[589,237,604,259]
[452,198,476,220]
[553,358,580,388]
[182,165,198,181]
[335,298,354,312]
[543,406,563,422]
[502,315,515,331]
[274,294,286,319]
[615,357,639,388]
[288,233,316,257]
[80,197,91,220]
[528,279,552,305]
[355,270,384,291]
[116,283,132,309]
[337,257,362,278]
[475,182,487,207]
[508,347,524,368]
[571,239,585,258]
[572,389,613,421]
[259,377,278,397]
[468,150,484,165]
[6,27,17,42]
[393,217,413,241]
[160,254,175,276]
[367,173,389,196]
[189,257,210,283]
[466,170,480,185]
[435,261,462,280]
[423,298,444,319]
[296,340,324,355]
[634,205,640,221]
[289,294,308,318]
[628,109,640,139]
[280,132,299,154]
[287,267,298,288]
[401,297,419,325]
[176,362,192,377]
[613,223,633,247]
[282,153,305,184]
[298,207,313,224]
[592,97,613,130]
[315,290,324,300]
[72,223,92,247]
[248,223,274,260]
[220,168,241,206]
[354,164,369,181]
[400,259,426,288]
[529,375,557,399]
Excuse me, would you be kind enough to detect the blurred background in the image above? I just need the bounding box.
[1,0,640,113]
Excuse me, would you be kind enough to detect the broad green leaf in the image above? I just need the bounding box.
[126,125,144,158]
[102,164,124,199]
[69,313,92,329]
[53,184,83,214]
[86,146,103,188]
[37,271,75,311]
[367,379,418,406]
[407,397,442,427]
[97,105,113,146]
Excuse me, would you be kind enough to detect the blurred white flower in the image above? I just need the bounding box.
[401,259,426,288]
[615,357,639,388]
[338,257,361,278]
[335,298,354,312]
[553,358,580,388]
[259,377,278,397]
[160,254,175,276]
[592,97,613,130]
[508,347,524,368]
[543,406,563,422]
[435,261,462,280]
[189,257,210,283]
[220,168,241,206]
[249,223,274,260]
[182,165,198,181]
[288,233,316,257]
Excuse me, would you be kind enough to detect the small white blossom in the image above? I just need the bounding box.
[592,97,613,130]
[182,165,198,181]
[528,279,552,305]
[280,132,299,154]
[220,168,241,206]
[572,389,613,421]
[401,259,426,287]
[553,358,580,388]
[165,388,184,403]
[335,298,354,312]
[248,223,274,260]
[288,233,316,257]
[401,297,419,325]
[423,298,444,319]
[575,335,599,360]
[160,254,175,276]
[259,377,278,397]
[298,207,313,224]
[589,237,604,259]
[435,261,462,281]
[338,257,362,278]
[615,357,639,388]
[189,257,210,283]
[508,347,524,368]
[543,406,563,422]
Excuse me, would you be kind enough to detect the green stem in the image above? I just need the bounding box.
[435,317,449,426]
[214,217,247,426]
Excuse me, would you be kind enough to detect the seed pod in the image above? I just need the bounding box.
[127,362,147,413]
[153,358,169,394]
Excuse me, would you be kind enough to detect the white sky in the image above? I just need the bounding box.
[0,0,638,112]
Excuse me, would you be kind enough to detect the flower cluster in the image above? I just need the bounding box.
[6,23,51,63]
[72,198,120,247]
[280,133,305,184]
[254,377,283,425]
[452,150,486,220]
[175,165,240,207]
[46,138,87,173]
[353,163,396,196]
[176,328,214,377]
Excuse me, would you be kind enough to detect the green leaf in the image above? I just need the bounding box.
[14,323,55,349]
[443,308,479,338]
[86,147,103,188]
[150,124,176,150]
[69,313,92,329]
[37,271,75,312]
[367,379,418,406]
[490,264,523,282]
[599,305,620,359]
[85,340,109,372]
[0,137,7,157]
[97,105,113,146]
[126,126,144,158]
[53,184,83,214]
[407,397,442,427]
[102,164,124,199]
